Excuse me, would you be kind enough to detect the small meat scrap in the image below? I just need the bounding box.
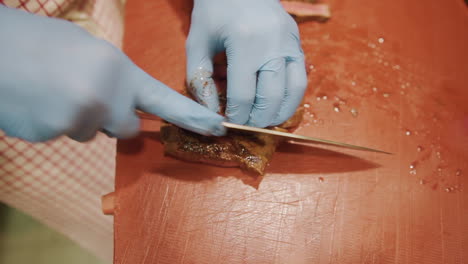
[281,0,331,22]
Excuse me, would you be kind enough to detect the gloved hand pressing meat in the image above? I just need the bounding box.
[0,6,226,142]
[186,0,308,128]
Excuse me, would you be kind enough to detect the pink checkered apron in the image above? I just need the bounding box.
[0,0,126,261]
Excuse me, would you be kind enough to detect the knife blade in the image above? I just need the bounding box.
[222,122,391,154]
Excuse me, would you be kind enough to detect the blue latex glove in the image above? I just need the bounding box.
[0,6,226,142]
[186,0,307,127]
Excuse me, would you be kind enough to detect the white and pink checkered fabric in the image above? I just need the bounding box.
[1,0,74,16]
[0,0,125,261]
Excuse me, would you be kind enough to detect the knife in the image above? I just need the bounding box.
[137,111,391,154]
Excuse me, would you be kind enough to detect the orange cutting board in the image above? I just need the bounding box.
[114,0,468,263]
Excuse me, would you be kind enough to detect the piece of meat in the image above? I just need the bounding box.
[161,124,280,175]
[160,107,304,175]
